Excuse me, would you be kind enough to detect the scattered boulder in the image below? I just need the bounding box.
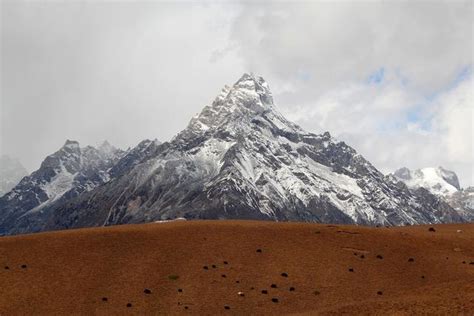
[224,305,230,310]
[256,249,262,253]
[212,265,217,269]
[223,261,228,265]
[360,255,365,259]
[126,303,132,308]
[102,297,108,302]
[289,287,295,291]
[144,289,152,294]
[428,227,436,232]
[314,290,321,296]
[178,289,183,293]
[376,255,383,259]
[20,264,27,269]
[348,268,354,272]
[281,272,288,277]
[271,284,277,288]
[377,291,383,295]
[203,266,209,270]
[238,291,245,297]
[261,290,268,294]
[221,274,226,278]
[408,258,415,262]
[271,298,279,303]
[4,266,9,270]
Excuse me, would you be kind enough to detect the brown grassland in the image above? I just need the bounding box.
[1,220,473,315]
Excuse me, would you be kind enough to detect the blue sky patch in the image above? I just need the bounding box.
[367,67,385,84]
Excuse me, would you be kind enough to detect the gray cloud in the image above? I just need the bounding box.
[1,1,472,186]
[1,1,244,170]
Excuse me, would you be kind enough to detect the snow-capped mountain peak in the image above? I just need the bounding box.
[0,74,467,235]
[179,73,300,142]
[45,73,462,230]
[392,166,460,195]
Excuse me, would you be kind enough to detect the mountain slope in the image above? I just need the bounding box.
[30,73,464,234]
[0,141,124,234]
[0,156,28,197]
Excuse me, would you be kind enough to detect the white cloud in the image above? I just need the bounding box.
[434,78,473,164]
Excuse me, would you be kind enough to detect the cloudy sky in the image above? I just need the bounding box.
[1,0,473,186]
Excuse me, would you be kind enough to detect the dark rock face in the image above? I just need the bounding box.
[0,74,467,235]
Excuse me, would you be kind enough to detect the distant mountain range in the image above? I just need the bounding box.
[391,167,473,221]
[0,74,471,235]
[0,156,28,197]
[391,167,460,195]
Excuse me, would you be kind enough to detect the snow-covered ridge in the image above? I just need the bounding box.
[391,167,460,196]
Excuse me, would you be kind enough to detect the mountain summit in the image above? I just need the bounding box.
[176,73,285,141]
[0,74,466,235]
